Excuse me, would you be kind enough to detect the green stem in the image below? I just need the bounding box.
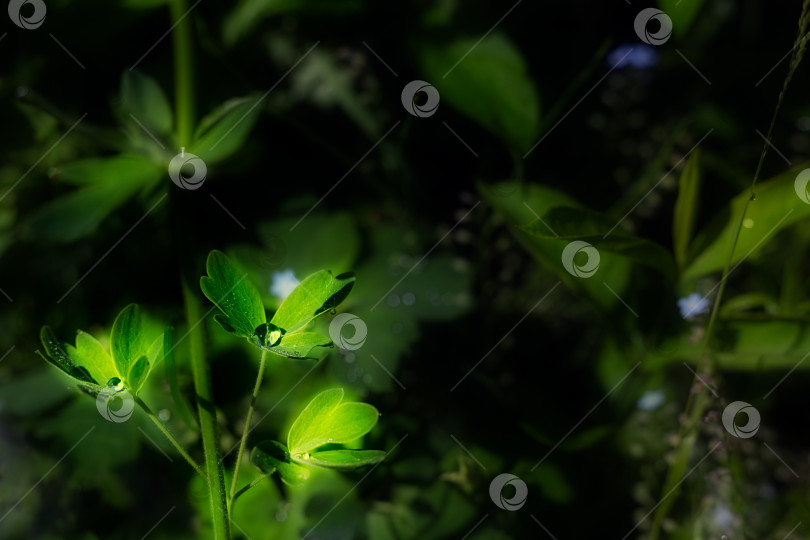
[230,474,271,508]
[135,395,206,479]
[169,0,194,147]
[183,280,231,539]
[228,349,268,515]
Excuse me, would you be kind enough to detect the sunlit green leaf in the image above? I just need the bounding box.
[38,326,100,389]
[287,388,379,457]
[64,331,117,386]
[200,249,267,338]
[254,330,332,359]
[111,303,146,379]
[304,449,386,470]
[270,270,355,333]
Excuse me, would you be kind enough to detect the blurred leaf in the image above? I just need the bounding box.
[521,206,676,280]
[126,355,150,393]
[55,154,162,186]
[200,249,267,338]
[191,95,262,164]
[305,449,385,470]
[673,149,701,268]
[288,388,379,457]
[163,326,199,429]
[270,270,356,333]
[659,0,706,36]
[419,32,539,152]
[684,165,810,279]
[223,0,362,45]
[120,70,173,136]
[251,440,310,486]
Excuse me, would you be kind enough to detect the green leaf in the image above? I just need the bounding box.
[304,449,386,470]
[673,150,701,268]
[520,206,676,281]
[111,304,146,379]
[418,33,539,152]
[260,331,332,360]
[250,440,310,486]
[200,250,267,338]
[126,355,150,394]
[683,165,810,279]
[223,0,361,45]
[270,270,356,333]
[287,388,379,457]
[191,95,262,164]
[121,70,173,136]
[163,325,199,430]
[64,331,117,386]
[55,154,163,187]
[38,326,100,388]
[658,0,706,36]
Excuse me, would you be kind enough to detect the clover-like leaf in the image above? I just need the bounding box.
[38,304,161,395]
[287,388,382,468]
[251,329,332,359]
[200,250,267,338]
[270,270,356,333]
[250,440,310,486]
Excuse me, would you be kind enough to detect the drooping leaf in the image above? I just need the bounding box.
[418,32,539,152]
[111,303,146,379]
[55,154,163,187]
[38,326,100,388]
[683,164,810,280]
[287,388,380,457]
[304,449,386,470]
[200,250,267,338]
[191,95,262,164]
[251,440,310,486]
[270,270,356,333]
[520,206,676,281]
[121,70,173,136]
[673,150,701,268]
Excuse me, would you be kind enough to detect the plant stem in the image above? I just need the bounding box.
[228,349,268,515]
[184,280,231,539]
[169,0,194,147]
[135,395,206,479]
[230,474,271,508]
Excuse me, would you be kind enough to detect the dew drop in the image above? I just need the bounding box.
[158,409,171,422]
[743,218,754,228]
[329,308,337,315]
[750,193,757,201]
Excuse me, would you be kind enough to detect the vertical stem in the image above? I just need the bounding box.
[184,280,231,539]
[169,0,194,147]
[135,395,206,479]
[228,350,268,515]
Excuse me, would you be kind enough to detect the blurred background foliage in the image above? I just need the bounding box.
[2,0,810,538]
